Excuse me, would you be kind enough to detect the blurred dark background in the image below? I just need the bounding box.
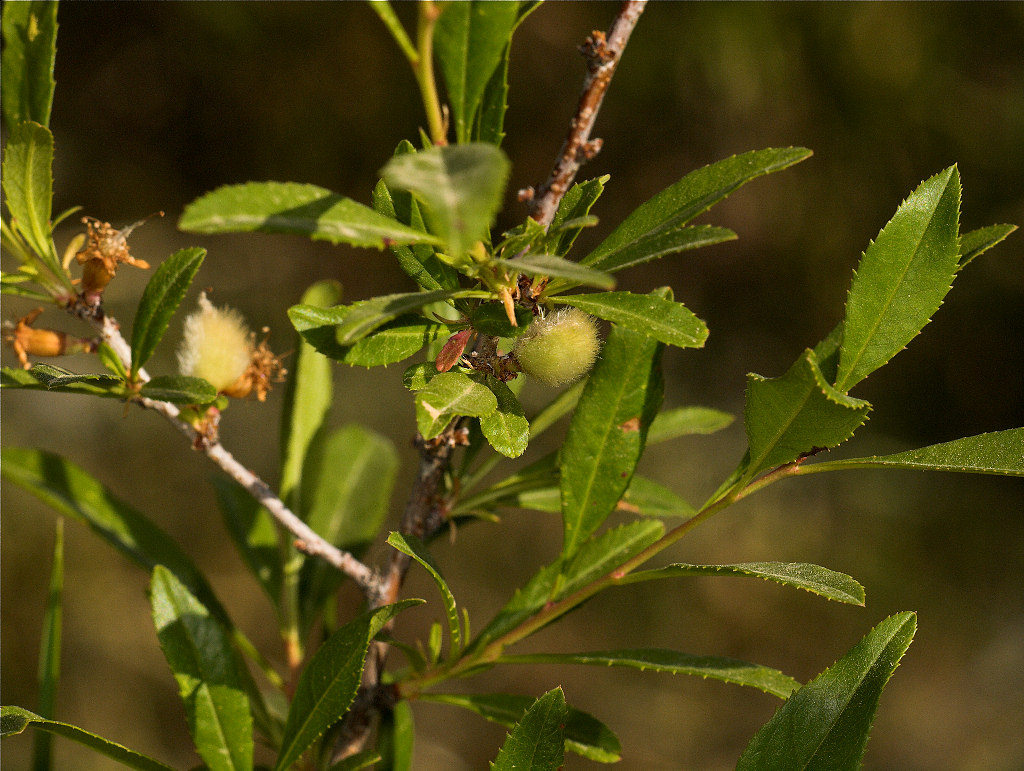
[2,2,1022,769]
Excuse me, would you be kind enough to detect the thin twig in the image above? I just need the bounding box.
[527,0,648,228]
[72,304,379,596]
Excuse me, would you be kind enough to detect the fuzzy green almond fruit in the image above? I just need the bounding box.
[512,307,601,387]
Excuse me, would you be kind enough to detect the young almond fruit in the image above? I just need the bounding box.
[512,307,600,387]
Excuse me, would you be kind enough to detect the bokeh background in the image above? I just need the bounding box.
[3,2,1023,769]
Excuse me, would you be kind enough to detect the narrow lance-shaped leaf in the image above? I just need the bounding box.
[388,533,462,656]
[495,253,615,290]
[149,566,253,771]
[836,166,961,391]
[803,427,1024,477]
[0,706,175,771]
[0,448,233,627]
[2,121,59,269]
[555,290,708,349]
[621,561,865,606]
[273,600,423,771]
[32,519,63,771]
[736,611,917,771]
[334,289,471,346]
[421,692,620,764]
[491,687,567,771]
[500,650,800,699]
[381,144,510,258]
[139,375,218,405]
[545,176,609,257]
[578,147,812,275]
[560,324,665,558]
[1,1,59,131]
[178,181,442,248]
[957,223,1017,269]
[3,364,128,398]
[647,405,734,443]
[130,247,205,377]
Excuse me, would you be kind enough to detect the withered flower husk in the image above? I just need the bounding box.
[2,307,98,368]
[75,216,155,302]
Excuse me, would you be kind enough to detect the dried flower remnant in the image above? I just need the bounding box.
[2,307,98,368]
[177,292,285,401]
[74,216,157,303]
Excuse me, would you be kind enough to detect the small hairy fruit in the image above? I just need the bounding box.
[177,292,253,392]
[512,307,600,387]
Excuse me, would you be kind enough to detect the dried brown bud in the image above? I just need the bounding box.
[2,307,97,368]
[75,215,158,302]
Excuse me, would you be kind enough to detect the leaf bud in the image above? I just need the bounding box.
[511,307,600,387]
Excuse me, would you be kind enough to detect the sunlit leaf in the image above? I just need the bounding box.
[491,687,567,771]
[1,1,58,131]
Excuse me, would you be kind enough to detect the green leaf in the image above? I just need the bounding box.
[744,349,871,478]
[736,611,917,771]
[211,478,283,609]
[32,519,62,771]
[178,181,442,248]
[836,167,961,391]
[149,566,253,771]
[434,1,521,144]
[3,364,128,398]
[491,687,567,771]
[806,427,1024,477]
[471,520,664,650]
[273,600,423,771]
[621,562,865,606]
[421,693,620,764]
[501,650,800,699]
[555,290,708,349]
[957,223,1017,269]
[0,448,233,627]
[560,324,664,557]
[334,289,469,346]
[130,247,205,377]
[1,1,58,131]
[495,253,615,290]
[375,698,414,771]
[616,476,695,518]
[578,147,812,275]
[2,121,57,266]
[1,270,52,300]
[473,37,511,146]
[527,380,586,439]
[415,371,498,439]
[139,375,218,405]
[288,302,445,367]
[299,425,398,631]
[478,375,529,458]
[647,405,734,443]
[280,280,337,508]
[0,706,175,771]
[546,176,609,257]
[388,533,462,656]
[381,144,511,257]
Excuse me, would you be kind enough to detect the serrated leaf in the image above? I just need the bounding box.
[744,349,871,478]
[288,302,445,367]
[501,650,800,699]
[0,448,233,627]
[957,223,1017,269]
[622,561,865,606]
[334,289,469,345]
[806,427,1024,477]
[130,247,205,376]
[578,147,812,275]
[471,520,664,650]
[211,477,282,609]
[0,706,175,771]
[2,121,58,267]
[1,1,58,131]
[836,167,961,391]
[555,290,708,349]
[139,375,218,405]
[434,1,521,144]
[415,371,497,439]
[736,611,917,771]
[495,253,615,290]
[422,692,620,764]
[273,600,423,771]
[149,566,253,771]
[8,364,128,398]
[178,181,442,248]
[33,519,62,770]
[388,533,462,656]
[560,325,664,558]
[280,281,337,509]
[478,375,529,458]
[491,687,566,771]
[647,405,734,443]
[381,144,510,257]
[546,176,609,257]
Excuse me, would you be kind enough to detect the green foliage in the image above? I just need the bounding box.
[1,1,58,132]
[490,687,567,771]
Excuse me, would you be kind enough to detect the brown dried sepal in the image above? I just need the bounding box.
[75,216,154,302]
[221,330,287,401]
[2,307,98,368]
